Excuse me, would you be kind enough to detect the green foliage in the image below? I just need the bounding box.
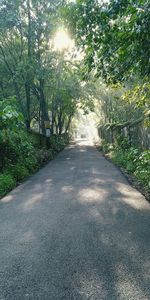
[111,149,129,169]
[0,102,24,131]
[121,80,150,110]
[6,164,29,182]
[0,129,35,171]
[50,134,69,152]
[101,140,114,154]
[63,0,150,141]
[111,147,139,173]
[115,135,130,150]
[0,173,16,197]
[134,150,150,188]
[0,0,81,135]
[64,0,150,82]
[110,134,140,173]
[107,142,150,190]
[36,149,54,165]
[0,117,69,197]
[23,156,38,173]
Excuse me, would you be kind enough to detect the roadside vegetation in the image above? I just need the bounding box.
[99,139,150,194]
[0,0,93,197]
[0,0,150,198]
[63,0,150,195]
[0,101,69,197]
[94,82,150,194]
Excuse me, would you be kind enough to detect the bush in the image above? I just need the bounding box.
[36,149,54,166]
[103,137,150,191]
[101,140,114,153]
[23,156,38,173]
[115,135,130,150]
[6,164,29,182]
[0,129,35,171]
[0,123,69,197]
[0,102,70,198]
[0,173,16,197]
[134,150,150,189]
[111,148,128,168]
[49,134,69,152]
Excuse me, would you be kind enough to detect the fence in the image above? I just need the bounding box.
[98,117,150,150]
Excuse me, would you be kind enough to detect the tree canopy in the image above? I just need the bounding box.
[62,0,150,82]
[0,0,92,135]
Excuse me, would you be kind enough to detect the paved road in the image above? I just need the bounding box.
[0,140,150,300]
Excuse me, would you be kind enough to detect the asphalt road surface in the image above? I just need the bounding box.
[0,140,150,300]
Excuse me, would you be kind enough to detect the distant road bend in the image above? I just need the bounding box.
[0,139,150,300]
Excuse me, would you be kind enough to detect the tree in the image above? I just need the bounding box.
[0,0,63,132]
[63,0,150,83]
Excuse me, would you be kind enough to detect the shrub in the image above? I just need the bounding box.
[0,173,16,197]
[111,149,129,168]
[0,124,69,197]
[103,136,150,190]
[134,150,150,189]
[101,140,113,153]
[23,156,38,173]
[126,147,139,173]
[36,149,54,166]
[6,164,29,182]
[49,134,69,152]
[115,135,130,150]
[0,129,35,171]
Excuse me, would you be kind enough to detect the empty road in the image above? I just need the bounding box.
[0,140,150,300]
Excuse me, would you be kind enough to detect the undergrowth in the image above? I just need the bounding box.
[100,139,150,192]
[0,129,69,198]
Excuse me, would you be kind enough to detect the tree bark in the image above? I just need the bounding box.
[25,0,32,130]
[65,113,74,133]
[25,82,31,130]
[39,79,49,135]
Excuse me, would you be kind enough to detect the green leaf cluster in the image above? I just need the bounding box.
[64,0,150,82]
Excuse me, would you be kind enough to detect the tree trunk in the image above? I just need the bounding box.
[58,110,63,135]
[25,82,31,130]
[65,113,73,134]
[25,0,32,130]
[51,111,56,135]
[39,79,49,135]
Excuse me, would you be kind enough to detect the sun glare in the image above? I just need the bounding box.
[54,29,74,51]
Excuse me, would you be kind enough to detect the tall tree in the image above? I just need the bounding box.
[63,0,150,83]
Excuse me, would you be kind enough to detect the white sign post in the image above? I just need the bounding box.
[46,128,51,137]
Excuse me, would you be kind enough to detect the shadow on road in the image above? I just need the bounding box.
[0,141,150,299]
